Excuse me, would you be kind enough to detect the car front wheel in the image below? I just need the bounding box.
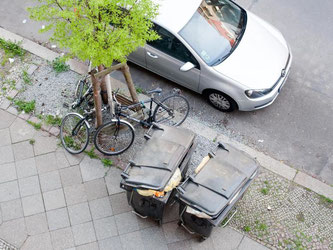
[205,90,237,112]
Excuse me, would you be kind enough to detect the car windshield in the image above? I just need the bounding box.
[179,0,246,66]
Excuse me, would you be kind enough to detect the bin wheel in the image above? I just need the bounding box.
[177,221,182,226]
[157,220,162,226]
[200,236,207,242]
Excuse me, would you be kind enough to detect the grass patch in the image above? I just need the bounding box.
[319,194,333,204]
[27,120,41,130]
[135,86,144,94]
[14,99,35,113]
[29,139,35,145]
[243,225,251,232]
[52,57,69,73]
[63,136,82,151]
[0,38,25,58]
[260,180,271,195]
[84,147,99,159]
[22,70,32,84]
[101,158,113,168]
[45,115,62,126]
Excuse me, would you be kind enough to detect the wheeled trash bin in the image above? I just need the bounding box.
[120,124,196,224]
[175,142,259,240]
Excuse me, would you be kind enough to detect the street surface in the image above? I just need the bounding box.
[1,0,332,184]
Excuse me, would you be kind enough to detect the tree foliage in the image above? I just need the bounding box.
[28,0,159,67]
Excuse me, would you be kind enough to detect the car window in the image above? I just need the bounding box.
[148,24,199,68]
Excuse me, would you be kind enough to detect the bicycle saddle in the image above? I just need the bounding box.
[146,88,162,94]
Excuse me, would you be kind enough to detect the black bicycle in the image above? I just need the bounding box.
[93,87,190,155]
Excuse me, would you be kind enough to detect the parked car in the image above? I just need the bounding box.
[128,0,292,112]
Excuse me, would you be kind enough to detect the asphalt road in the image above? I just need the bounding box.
[1,0,332,184]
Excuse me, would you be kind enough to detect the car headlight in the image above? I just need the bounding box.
[245,89,270,98]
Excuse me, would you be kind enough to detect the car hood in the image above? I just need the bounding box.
[213,12,289,89]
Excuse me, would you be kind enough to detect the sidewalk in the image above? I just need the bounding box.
[0,108,268,250]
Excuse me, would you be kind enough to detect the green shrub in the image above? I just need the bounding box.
[0,38,25,57]
[14,99,35,113]
[52,57,70,73]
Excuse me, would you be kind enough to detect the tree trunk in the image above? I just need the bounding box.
[98,65,109,105]
[104,73,114,117]
[121,64,140,109]
[90,70,103,127]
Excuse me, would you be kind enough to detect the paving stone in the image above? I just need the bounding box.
[0,110,16,129]
[93,216,118,240]
[0,128,11,146]
[21,193,45,216]
[0,218,27,248]
[0,207,2,224]
[68,202,92,225]
[64,150,84,166]
[35,152,58,174]
[189,236,215,250]
[33,132,57,155]
[105,167,124,195]
[12,141,34,161]
[18,175,40,197]
[115,212,139,235]
[120,231,144,250]
[238,236,269,250]
[76,241,99,250]
[41,122,52,132]
[64,184,87,206]
[39,170,62,192]
[25,213,48,235]
[15,157,37,179]
[55,150,70,169]
[9,118,36,143]
[21,232,52,250]
[140,226,168,250]
[51,227,75,250]
[46,207,70,231]
[49,126,60,137]
[162,221,192,244]
[60,165,82,187]
[137,215,158,230]
[211,227,244,250]
[99,236,123,250]
[0,145,14,165]
[109,192,132,215]
[28,116,40,124]
[6,106,18,116]
[43,188,66,211]
[72,221,97,246]
[0,180,20,202]
[0,199,23,222]
[89,197,113,220]
[167,240,192,250]
[7,90,18,99]
[18,112,31,121]
[0,162,17,183]
[0,99,11,110]
[80,156,106,182]
[84,178,108,201]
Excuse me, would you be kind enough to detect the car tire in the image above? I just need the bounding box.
[205,90,237,112]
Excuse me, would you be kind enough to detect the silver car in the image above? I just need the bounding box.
[128,0,292,112]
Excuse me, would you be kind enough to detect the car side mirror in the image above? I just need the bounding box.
[180,62,195,72]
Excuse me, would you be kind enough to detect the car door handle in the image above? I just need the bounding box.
[147,51,158,59]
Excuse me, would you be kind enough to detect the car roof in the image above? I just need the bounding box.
[153,0,202,34]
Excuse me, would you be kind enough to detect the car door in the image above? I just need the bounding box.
[145,24,200,92]
[128,46,147,68]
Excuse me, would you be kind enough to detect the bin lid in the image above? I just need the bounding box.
[177,143,259,217]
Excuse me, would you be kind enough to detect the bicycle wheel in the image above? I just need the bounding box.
[60,113,89,154]
[94,119,135,156]
[153,94,190,126]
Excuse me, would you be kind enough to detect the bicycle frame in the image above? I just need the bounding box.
[115,95,173,127]
[70,113,91,136]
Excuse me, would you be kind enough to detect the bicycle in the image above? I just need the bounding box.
[93,87,190,156]
[60,105,135,155]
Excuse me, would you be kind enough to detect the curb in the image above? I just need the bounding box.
[1,27,332,200]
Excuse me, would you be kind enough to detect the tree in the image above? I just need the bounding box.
[29,0,159,126]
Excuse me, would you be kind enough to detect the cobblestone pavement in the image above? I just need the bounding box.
[229,168,333,249]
